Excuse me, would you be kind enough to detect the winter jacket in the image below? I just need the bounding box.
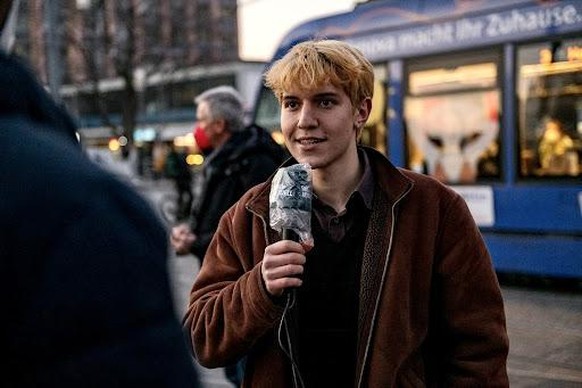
[0,52,198,387]
[188,124,284,260]
[184,146,509,387]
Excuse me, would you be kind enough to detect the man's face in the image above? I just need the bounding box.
[280,82,367,171]
[195,101,221,148]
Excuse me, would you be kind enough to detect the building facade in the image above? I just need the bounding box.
[15,0,240,86]
[12,0,264,161]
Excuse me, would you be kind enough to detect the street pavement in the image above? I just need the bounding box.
[168,253,233,388]
[102,156,582,387]
[502,286,582,387]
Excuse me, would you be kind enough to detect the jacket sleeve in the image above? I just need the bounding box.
[189,152,280,260]
[183,200,284,367]
[433,193,509,386]
[240,152,281,190]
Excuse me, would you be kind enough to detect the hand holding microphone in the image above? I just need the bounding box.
[261,241,306,296]
[261,164,313,297]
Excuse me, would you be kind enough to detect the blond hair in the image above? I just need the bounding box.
[264,39,374,110]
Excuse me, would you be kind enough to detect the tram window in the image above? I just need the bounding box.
[255,86,283,136]
[361,66,388,154]
[517,38,582,178]
[404,52,501,184]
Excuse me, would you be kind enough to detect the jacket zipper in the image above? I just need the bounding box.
[356,184,413,388]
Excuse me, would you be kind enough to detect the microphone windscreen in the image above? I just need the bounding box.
[269,164,312,245]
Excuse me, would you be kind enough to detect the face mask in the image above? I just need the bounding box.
[194,125,213,153]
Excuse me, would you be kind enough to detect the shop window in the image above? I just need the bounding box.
[518,39,582,178]
[404,51,501,184]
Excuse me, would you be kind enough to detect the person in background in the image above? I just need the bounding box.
[183,39,509,387]
[0,1,198,386]
[538,103,579,176]
[165,144,193,221]
[170,85,283,386]
[151,139,168,180]
[170,85,283,262]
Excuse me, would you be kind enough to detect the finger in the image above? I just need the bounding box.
[262,252,306,271]
[266,240,305,256]
[266,277,303,296]
[262,263,304,282]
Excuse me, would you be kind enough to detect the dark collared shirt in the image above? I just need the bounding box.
[312,149,374,242]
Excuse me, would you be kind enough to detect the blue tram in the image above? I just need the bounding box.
[252,0,582,278]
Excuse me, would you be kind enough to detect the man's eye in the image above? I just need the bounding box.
[320,99,334,108]
[283,101,298,109]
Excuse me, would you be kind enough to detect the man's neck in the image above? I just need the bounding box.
[214,131,233,150]
[312,148,362,213]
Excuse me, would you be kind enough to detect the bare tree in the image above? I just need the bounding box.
[63,0,181,156]
[32,0,240,158]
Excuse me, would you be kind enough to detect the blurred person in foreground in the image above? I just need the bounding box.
[0,1,198,386]
[183,39,509,387]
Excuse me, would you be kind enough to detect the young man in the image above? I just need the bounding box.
[183,40,509,387]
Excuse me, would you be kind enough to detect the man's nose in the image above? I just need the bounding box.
[297,104,317,129]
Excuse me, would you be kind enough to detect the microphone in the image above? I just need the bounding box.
[282,228,299,242]
[269,163,312,245]
[270,166,311,387]
[269,164,312,305]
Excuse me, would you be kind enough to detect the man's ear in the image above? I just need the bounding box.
[355,97,372,127]
[214,119,227,134]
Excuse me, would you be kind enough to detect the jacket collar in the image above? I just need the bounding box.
[246,146,414,219]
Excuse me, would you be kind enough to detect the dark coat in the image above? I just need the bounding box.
[188,124,284,260]
[0,52,198,387]
[184,147,509,387]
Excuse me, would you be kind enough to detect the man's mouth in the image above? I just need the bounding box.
[296,137,324,145]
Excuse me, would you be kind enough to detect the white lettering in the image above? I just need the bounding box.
[486,5,582,38]
[347,3,582,60]
[354,35,397,57]
[456,18,484,40]
[397,23,454,49]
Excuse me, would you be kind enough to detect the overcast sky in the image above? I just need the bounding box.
[238,0,356,61]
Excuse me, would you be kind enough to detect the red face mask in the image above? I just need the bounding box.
[193,125,213,153]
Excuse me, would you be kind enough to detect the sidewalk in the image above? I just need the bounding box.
[168,253,233,388]
[84,147,175,193]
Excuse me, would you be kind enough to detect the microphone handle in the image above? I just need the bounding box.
[282,228,299,242]
[282,229,300,299]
